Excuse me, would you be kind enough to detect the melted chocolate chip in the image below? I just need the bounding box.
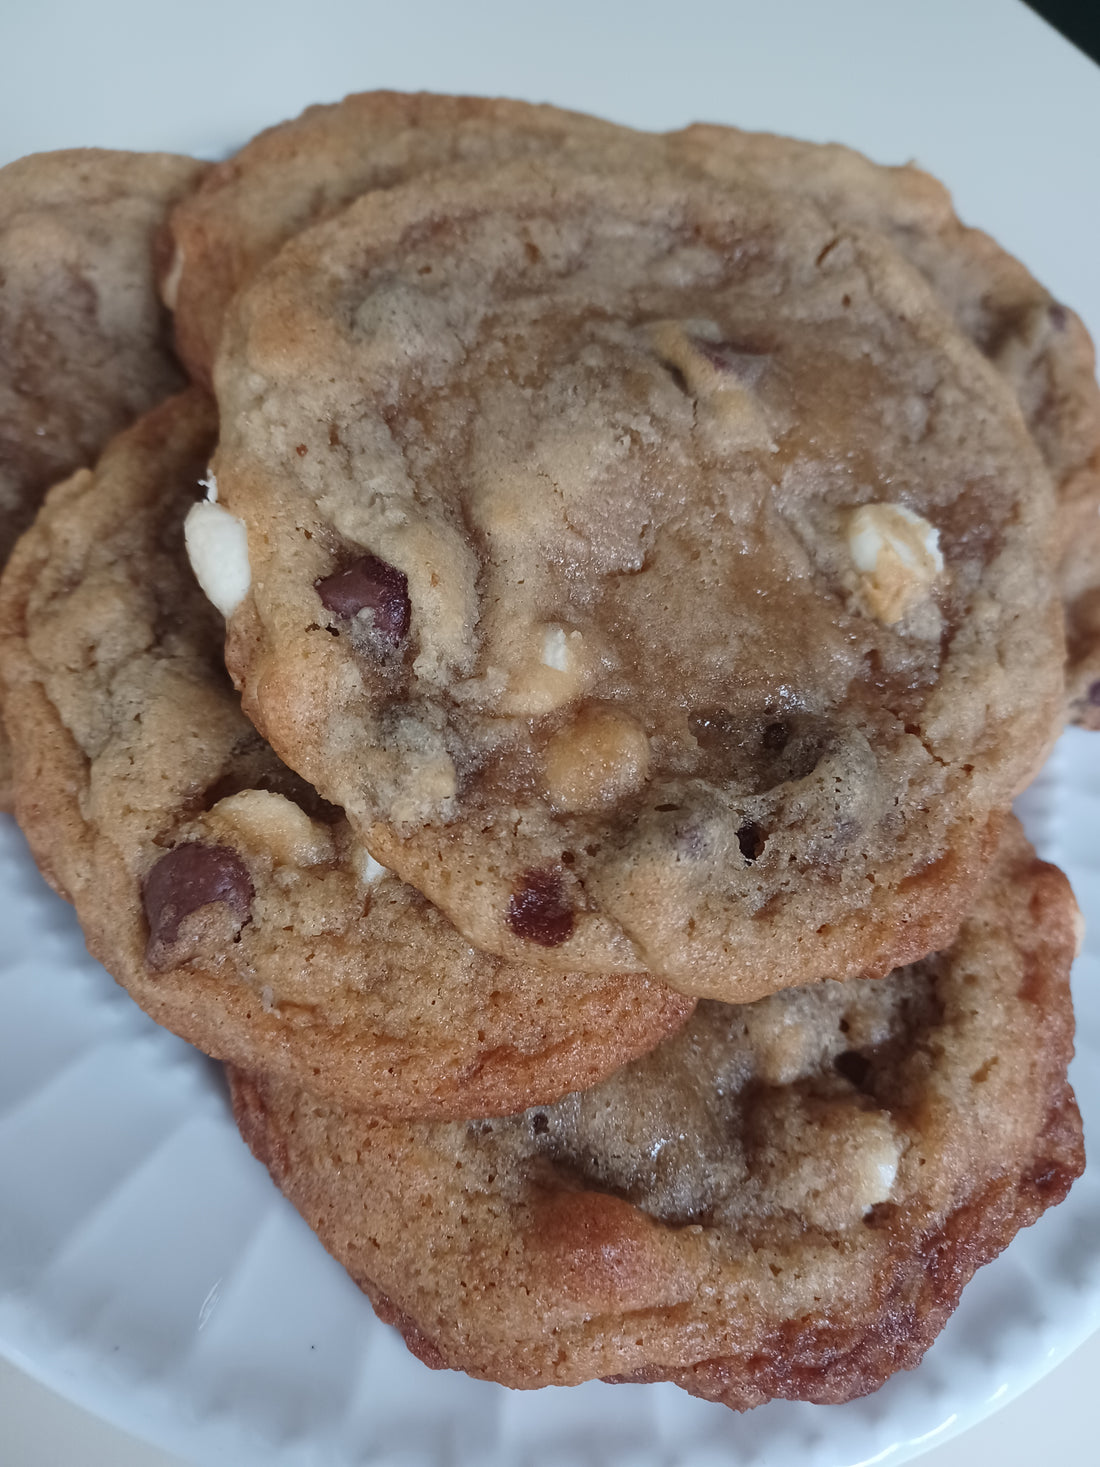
[142,843,254,955]
[315,554,410,643]
[507,868,574,947]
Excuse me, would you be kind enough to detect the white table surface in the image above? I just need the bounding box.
[2,2,1098,1463]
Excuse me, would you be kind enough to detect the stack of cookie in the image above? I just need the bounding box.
[0,93,1094,1411]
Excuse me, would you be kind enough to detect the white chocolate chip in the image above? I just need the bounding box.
[847,502,944,624]
[647,319,775,450]
[648,320,728,398]
[874,1153,899,1200]
[749,1011,827,1086]
[185,499,251,617]
[763,1099,903,1230]
[857,1128,903,1216]
[541,625,570,672]
[1072,902,1086,959]
[161,243,185,311]
[544,707,650,811]
[204,790,334,868]
[353,847,390,885]
[500,624,590,715]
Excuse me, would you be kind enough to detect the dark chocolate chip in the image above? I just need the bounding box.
[531,1112,550,1135]
[315,554,410,643]
[762,721,789,752]
[507,868,574,947]
[1088,680,1100,708]
[142,843,254,954]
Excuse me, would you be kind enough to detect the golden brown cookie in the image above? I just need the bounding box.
[161,93,1100,724]
[210,160,1064,999]
[0,146,208,807]
[0,390,692,1117]
[231,818,1083,1408]
[0,148,207,563]
[667,124,1100,726]
[161,91,642,386]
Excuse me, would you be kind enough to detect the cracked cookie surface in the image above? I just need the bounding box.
[0,390,693,1117]
[231,818,1083,1407]
[212,162,1065,997]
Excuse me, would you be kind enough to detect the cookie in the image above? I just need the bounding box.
[0,146,208,806]
[210,160,1064,999]
[0,390,693,1117]
[0,148,207,564]
[230,817,1083,1408]
[161,92,1100,724]
[161,91,643,386]
[667,124,1100,726]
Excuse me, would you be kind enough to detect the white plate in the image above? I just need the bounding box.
[2,3,1099,1464]
[0,733,1098,1467]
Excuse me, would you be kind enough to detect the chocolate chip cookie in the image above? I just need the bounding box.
[211,161,1065,998]
[0,146,207,806]
[230,818,1083,1407]
[0,148,207,565]
[0,390,692,1117]
[667,124,1100,727]
[161,91,643,386]
[161,93,1100,725]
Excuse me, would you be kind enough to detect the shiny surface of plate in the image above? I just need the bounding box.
[0,731,1097,1467]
